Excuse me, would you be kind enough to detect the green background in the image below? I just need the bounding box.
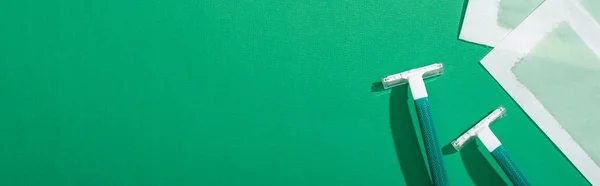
[0,0,589,185]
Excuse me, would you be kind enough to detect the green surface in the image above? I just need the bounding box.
[0,0,589,185]
[513,23,600,166]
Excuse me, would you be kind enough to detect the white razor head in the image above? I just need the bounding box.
[381,63,444,89]
[451,106,506,151]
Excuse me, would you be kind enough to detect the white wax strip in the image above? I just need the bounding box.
[459,0,544,47]
[481,0,600,184]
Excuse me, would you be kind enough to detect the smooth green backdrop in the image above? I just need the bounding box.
[0,0,589,185]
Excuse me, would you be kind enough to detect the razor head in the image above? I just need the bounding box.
[451,106,506,151]
[381,63,444,89]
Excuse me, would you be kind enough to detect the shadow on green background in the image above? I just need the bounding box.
[460,143,507,186]
[387,84,505,186]
[441,113,508,185]
[388,85,432,186]
[441,110,507,186]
